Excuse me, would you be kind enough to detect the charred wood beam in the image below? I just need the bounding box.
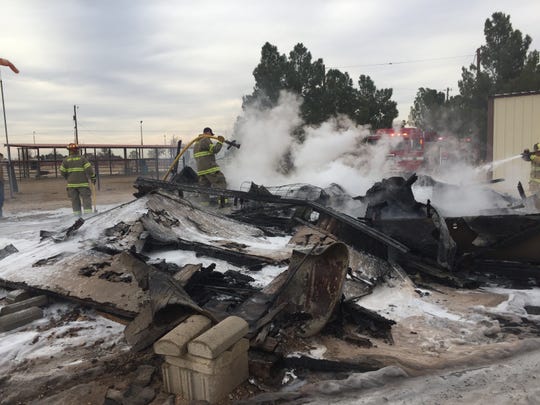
[145,236,283,269]
[324,300,395,344]
[135,177,305,204]
[342,301,395,330]
[398,253,479,289]
[472,259,540,284]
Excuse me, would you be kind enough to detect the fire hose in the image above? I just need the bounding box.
[162,134,240,181]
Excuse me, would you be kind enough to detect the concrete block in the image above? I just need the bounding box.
[0,307,43,332]
[162,338,249,403]
[0,295,48,316]
[166,338,249,374]
[154,315,212,356]
[6,289,33,304]
[187,316,248,359]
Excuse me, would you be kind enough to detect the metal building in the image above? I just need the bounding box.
[487,90,540,195]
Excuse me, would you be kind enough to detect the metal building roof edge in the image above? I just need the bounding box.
[490,90,540,99]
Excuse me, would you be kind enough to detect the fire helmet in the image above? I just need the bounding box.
[67,143,79,151]
[534,143,540,152]
[203,127,213,135]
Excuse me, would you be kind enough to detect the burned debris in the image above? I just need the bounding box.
[1,171,540,404]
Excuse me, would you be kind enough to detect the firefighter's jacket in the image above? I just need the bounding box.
[60,153,95,188]
[531,154,540,185]
[193,135,223,176]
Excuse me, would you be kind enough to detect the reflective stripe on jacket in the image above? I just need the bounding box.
[60,155,95,188]
[193,135,223,176]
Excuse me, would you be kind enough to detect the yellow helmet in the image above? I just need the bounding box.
[534,143,540,152]
[67,143,79,151]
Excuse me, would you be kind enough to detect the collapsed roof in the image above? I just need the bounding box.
[2,172,540,401]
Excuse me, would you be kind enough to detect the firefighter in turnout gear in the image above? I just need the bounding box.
[193,127,227,205]
[522,142,540,195]
[60,143,96,216]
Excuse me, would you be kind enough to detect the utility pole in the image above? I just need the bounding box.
[73,105,79,144]
[140,120,143,159]
[33,131,36,144]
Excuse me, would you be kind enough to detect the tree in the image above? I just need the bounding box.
[242,42,287,109]
[321,69,358,121]
[503,50,540,92]
[413,12,540,161]
[410,88,446,131]
[456,12,540,158]
[284,43,326,125]
[242,42,398,131]
[480,12,531,87]
[357,75,398,129]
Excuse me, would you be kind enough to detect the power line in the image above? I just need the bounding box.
[328,54,474,69]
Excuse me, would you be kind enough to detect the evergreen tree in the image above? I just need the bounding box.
[357,75,398,129]
[242,42,398,132]
[242,42,287,109]
[411,12,540,160]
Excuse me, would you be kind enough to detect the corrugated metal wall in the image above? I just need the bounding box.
[492,93,540,194]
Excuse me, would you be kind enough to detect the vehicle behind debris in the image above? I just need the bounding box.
[366,128,427,174]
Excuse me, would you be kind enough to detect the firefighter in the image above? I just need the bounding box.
[522,142,540,195]
[60,143,96,216]
[193,127,227,205]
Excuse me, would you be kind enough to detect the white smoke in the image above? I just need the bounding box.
[223,91,393,196]
[414,136,523,216]
[220,92,525,217]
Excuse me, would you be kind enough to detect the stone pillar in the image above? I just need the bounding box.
[154,315,249,403]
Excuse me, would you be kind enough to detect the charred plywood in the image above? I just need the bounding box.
[139,192,293,264]
[0,249,146,317]
[0,193,292,317]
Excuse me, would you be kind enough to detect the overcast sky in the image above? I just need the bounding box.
[1,0,539,152]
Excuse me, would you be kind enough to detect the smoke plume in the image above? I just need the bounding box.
[223,91,393,196]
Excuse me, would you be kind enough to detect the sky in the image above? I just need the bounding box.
[1,0,539,154]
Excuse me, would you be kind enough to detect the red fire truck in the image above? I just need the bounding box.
[366,128,477,173]
[366,127,429,173]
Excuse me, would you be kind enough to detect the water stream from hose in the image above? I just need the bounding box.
[475,154,523,174]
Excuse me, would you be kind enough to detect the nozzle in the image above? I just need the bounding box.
[225,139,241,150]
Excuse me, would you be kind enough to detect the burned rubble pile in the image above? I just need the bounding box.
[1,173,540,403]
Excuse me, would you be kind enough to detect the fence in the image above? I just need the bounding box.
[14,156,180,180]
[0,154,189,194]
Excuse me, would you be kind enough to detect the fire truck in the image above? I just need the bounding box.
[366,128,477,173]
[366,127,430,173]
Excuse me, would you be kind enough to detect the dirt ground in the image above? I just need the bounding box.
[3,175,140,214]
